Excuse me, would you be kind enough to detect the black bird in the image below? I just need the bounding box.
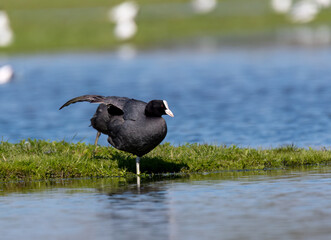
[59,95,174,174]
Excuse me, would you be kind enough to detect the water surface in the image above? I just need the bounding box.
[1,46,331,147]
[1,46,331,240]
[0,166,330,240]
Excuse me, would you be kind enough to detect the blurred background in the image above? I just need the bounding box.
[1,0,331,147]
[1,0,331,52]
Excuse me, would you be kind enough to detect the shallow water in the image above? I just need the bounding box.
[0,166,330,240]
[1,46,331,147]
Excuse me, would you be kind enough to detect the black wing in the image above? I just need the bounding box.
[59,95,129,115]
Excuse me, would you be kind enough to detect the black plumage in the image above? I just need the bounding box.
[59,95,174,174]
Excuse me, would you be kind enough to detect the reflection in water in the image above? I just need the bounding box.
[278,25,331,45]
[101,180,172,240]
[116,44,138,60]
[0,166,330,240]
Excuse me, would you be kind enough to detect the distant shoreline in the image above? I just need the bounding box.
[2,0,331,54]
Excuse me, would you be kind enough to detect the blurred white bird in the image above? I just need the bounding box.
[290,0,319,23]
[315,0,331,7]
[271,0,293,13]
[114,21,137,40]
[0,65,14,84]
[109,1,139,23]
[108,1,139,40]
[191,0,217,14]
[0,10,14,47]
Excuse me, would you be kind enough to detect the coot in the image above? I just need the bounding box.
[59,95,174,174]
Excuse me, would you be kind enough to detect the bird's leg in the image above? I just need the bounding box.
[136,157,140,175]
[92,131,101,157]
[94,131,101,146]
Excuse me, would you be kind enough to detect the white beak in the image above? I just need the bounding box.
[163,100,174,117]
[165,109,174,117]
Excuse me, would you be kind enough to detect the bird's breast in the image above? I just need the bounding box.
[109,117,167,156]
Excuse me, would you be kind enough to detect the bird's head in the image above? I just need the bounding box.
[145,100,174,118]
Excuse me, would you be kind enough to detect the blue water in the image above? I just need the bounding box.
[1,47,331,239]
[1,46,331,147]
[0,166,330,240]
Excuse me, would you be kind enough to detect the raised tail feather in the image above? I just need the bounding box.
[59,95,107,110]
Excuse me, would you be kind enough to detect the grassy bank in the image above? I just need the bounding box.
[2,0,331,54]
[0,140,330,181]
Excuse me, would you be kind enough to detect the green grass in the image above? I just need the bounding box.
[1,139,330,181]
[2,0,331,54]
